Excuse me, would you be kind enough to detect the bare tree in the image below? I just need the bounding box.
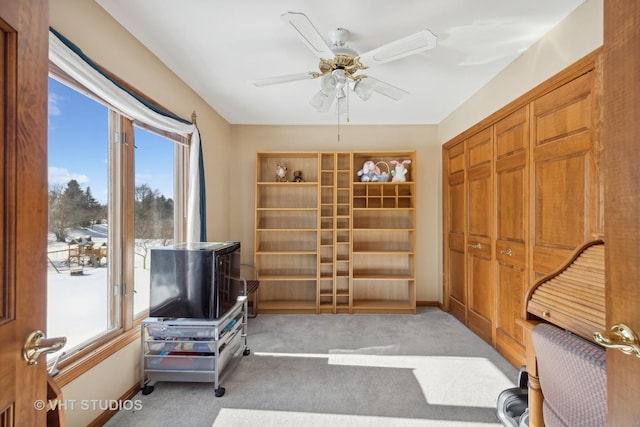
[48,185,67,242]
[48,180,105,242]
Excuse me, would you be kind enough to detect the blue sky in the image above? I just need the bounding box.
[48,77,174,204]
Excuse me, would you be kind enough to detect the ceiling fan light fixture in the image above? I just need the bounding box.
[255,12,435,117]
[320,73,337,92]
[310,89,334,112]
[353,79,374,101]
[332,68,347,83]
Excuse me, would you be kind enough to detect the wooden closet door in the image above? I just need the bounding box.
[531,71,599,280]
[466,128,494,344]
[494,107,529,366]
[444,143,466,323]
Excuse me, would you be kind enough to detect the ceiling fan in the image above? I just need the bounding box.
[251,12,437,113]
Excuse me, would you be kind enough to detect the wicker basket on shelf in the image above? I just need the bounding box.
[375,161,390,182]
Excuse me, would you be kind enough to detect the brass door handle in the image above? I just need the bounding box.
[593,323,640,358]
[499,248,513,257]
[467,243,482,249]
[23,330,67,365]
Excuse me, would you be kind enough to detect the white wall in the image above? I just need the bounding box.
[61,341,140,427]
[438,0,603,144]
[229,125,441,302]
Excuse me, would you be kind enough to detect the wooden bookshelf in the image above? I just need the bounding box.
[254,152,319,313]
[255,151,416,314]
[351,151,416,313]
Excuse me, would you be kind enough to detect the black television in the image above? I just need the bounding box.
[149,241,241,319]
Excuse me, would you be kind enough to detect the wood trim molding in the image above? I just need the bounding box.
[86,382,140,427]
[416,300,440,307]
[53,326,140,387]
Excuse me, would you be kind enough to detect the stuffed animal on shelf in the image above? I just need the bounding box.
[276,164,288,182]
[293,171,304,182]
[357,160,379,182]
[390,159,411,182]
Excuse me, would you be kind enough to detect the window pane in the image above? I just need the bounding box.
[133,127,175,318]
[47,77,116,359]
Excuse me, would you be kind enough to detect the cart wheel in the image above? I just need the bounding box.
[141,384,154,395]
[243,347,251,356]
[215,387,225,397]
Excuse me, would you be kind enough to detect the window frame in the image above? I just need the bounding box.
[48,68,189,385]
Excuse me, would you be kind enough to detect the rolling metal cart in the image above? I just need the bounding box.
[140,296,249,397]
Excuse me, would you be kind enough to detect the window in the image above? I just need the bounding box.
[47,76,187,362]
[133,126,178,318]
[47,78,115,354]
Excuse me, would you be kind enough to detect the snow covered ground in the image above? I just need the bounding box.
[47,225,152,359]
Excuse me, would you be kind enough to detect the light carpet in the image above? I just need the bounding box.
[106,307,517,427]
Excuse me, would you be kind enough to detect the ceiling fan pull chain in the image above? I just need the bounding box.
[337,105,341,141]
[347,86,350,123]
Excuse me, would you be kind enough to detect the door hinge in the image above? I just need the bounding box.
[115,131,127,145]
[115,283,126,296]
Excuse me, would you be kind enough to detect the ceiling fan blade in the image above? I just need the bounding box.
[281,12,335,59]
[357,30,437,67]
[355,76,410,101]
[251,72,318,87]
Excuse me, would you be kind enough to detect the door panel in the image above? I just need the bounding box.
[495,108,529,158]
[469,253,492,316]
[445,143,466,322]
[496,161,526,242]
[496,264,525,343]
[467,247,493,343]
[0,0,49,425]
[448,172,465,235]
[0,24,16,421]
[447,142,465,174]
[495,262,527,364]
[531,71,597,279]
[603,1,640,423]
[494,107,529,365]
[467,170,492,237]
[448,240,466,323]
[533,74,592,145]
[534,154,588,247]
[466,128,493,344]
[467,129,493,242]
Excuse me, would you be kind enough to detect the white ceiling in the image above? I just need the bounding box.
[96,0,585,126]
